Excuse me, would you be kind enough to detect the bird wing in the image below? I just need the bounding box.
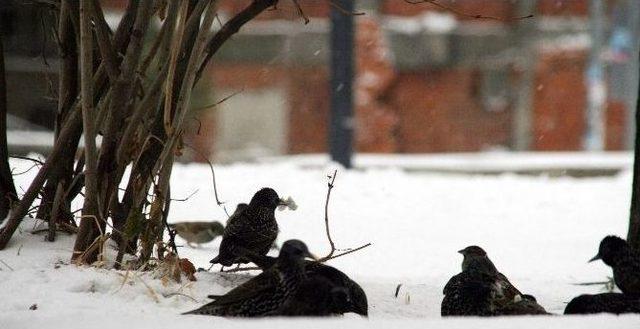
[224,214,275,249]
[496,272,523,300]
[207,269,280,306]
[244,252,278,269]
[615,257,640,294]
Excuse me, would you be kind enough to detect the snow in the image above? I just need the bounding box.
[1,155,640,328]
[260,152,632,173]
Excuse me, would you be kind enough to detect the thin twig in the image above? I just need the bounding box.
[163,292,198,302]
[328,0,365,16]
[11,164,40,176]
[290,0,309,24]
[183,143,224,208]
[573,280,613,286]
[170,189,198,202]
[0,259,14,271]
[404,0,534,22]
[194,89,244,112]
[321,243,372,262]
[321,170,337,259]
[9,155,45,165]
[395,284,403,298]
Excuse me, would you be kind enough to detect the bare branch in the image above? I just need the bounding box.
[9,155,44,166]
[195,0,278,84]
[194,88,244,112]
[183,143,224,207]
[322,170,337,259]
[321,243,372,262]
[404,0,534,22]
[89,0,119,81]
[72,0,102,262]
[163,0,190,136]
[47,182,64,242]
[291,0,309,24]
[328,0,365,17]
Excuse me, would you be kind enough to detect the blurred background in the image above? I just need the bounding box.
[2,0,639,164]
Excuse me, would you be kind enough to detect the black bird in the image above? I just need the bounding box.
[459,246,523,302]
[245,252,368,316]
[184,239,315,317]
[564,293,640,315]
[442,246,548,316]
[441,269,499,316]
[210,188,291,267]
[589,236,640,295]
[277,276,352,316]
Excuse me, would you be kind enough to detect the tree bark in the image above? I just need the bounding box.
[72,0,101,263]
[628,54,640,250]
[0,32,18,223]
[36,0,79,224]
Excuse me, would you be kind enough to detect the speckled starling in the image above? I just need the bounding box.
[589,236,640,295]
[247,252,368,316]
[277,276,352,316]
[441,269,498,316]
[442,246,548,316]
[564,293,640,315]
[210,188,292,267]
[458,246,523,302]
[184,239,315,317]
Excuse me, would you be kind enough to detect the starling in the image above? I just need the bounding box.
[589,235,640,295]
[458,246,523,302]
[184,239,315,317]
[442,246,548,316]
[564,293,640,315]
[441,270,498,316]
[210,188,293,267]
[277,276,352,316]
[246,252,368,316]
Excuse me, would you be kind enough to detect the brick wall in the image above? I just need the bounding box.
[100,0,627,158]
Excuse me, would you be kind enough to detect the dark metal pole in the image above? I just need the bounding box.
[329,0,354,168]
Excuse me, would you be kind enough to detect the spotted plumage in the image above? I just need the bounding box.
[441,246,548,316]
[184,240,313,317]
[277,276,352,316]
[210,188,287,267]
[247,253,368,316]
[564,293,640,315]
[589,236,640,295]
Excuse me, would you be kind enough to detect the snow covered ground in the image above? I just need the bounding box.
[1,155,639,328]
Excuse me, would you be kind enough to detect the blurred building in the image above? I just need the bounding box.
[4,0,639,161]
[197,0,640,160]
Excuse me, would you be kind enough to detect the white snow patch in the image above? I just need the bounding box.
[1,156,639,327]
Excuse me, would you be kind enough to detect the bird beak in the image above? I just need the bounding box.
[306,251,319,261]
[588,254,601,263]
[457,249,465,255]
